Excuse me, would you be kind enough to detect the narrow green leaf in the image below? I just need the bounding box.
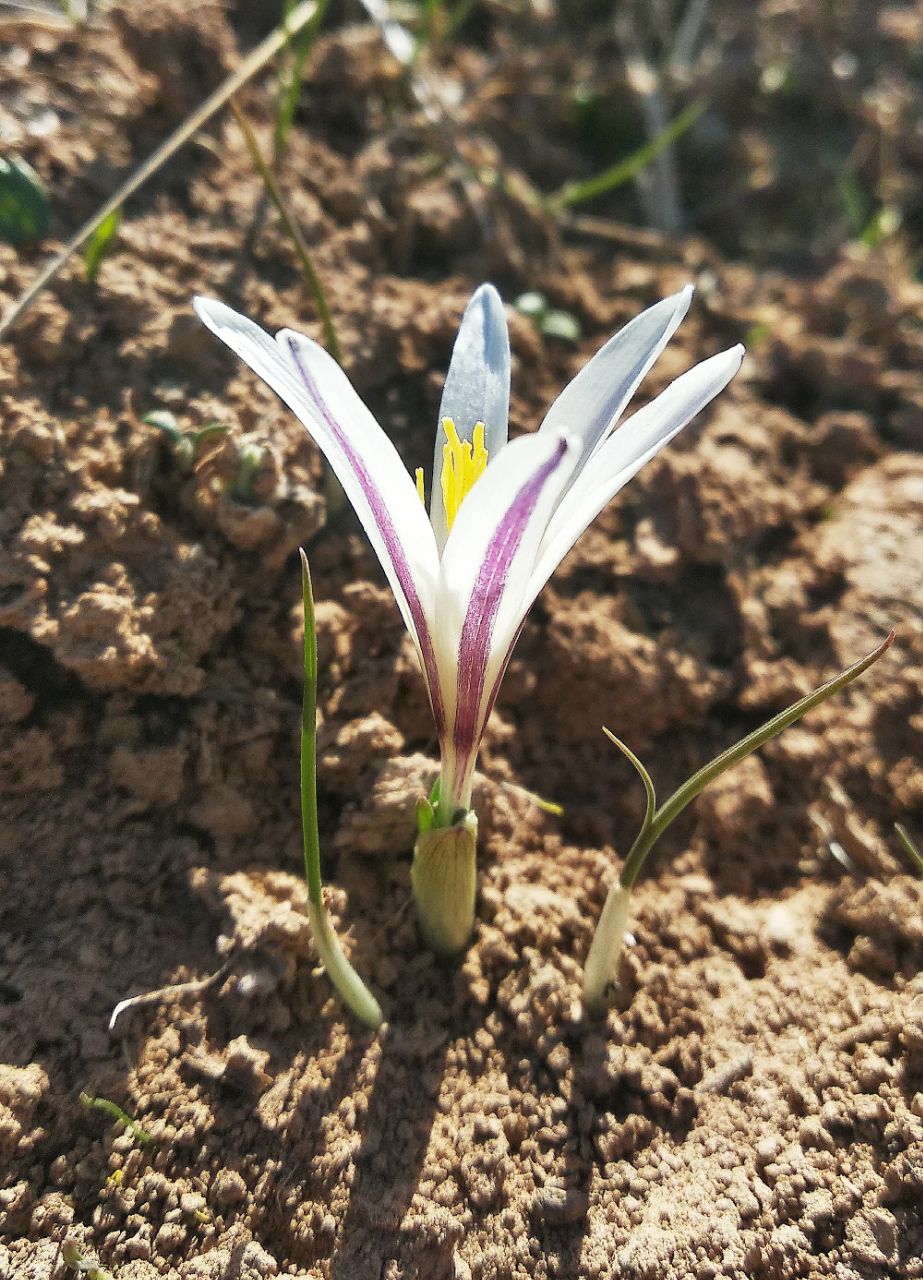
[0,156,52,245]
[299,549,383,1027]
[895,823,923,876]
[231,98,341,362]
[141,410,181,441]
[617,631,895,890]
[549,98,705,212]
[602,727,655,835]
[79,1092,151,1145]
[83,206,122,281]
[300,548,322,907]
[274,0,328,163]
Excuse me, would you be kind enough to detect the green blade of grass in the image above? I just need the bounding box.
[274,0,329,163]
[0,155,52,246]
[299,550,383,1028]
[231,98,341,363]
[548,98,705,213]
[895,823,923,876]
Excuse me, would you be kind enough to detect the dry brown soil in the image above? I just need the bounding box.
[1,3,922,1277]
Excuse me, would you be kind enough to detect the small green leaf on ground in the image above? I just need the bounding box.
[513,291,547,319]
[83,206,122,281]
[540,310,582,343]
[0,155,52,245]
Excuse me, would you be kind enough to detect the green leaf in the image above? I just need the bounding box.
[549,98,705,212]
[416,796,435,834]
[192,422,229,448]
[540,310,582,343]
[141,410,181,440]
[614,631,895,890]
[83,206,122,281]
[0,155,52,245]
[513,291,547,319]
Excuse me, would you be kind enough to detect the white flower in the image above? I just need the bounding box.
[195,285,743,828]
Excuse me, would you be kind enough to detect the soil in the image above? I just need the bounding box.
[1,2,922,1278]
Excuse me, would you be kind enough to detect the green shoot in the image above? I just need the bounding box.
[0,155,52,246]
[895,823,923,876]
[547,98,705,213]
[229,442,265,503]
[79,1093,152,1146]
[230,98,342,363]
[584,631,895,1015]
[142,410,227,474]
[62,1240,114,1280]
[299,549,383,1028]
[83,207,122,281]
[274,0,328,163]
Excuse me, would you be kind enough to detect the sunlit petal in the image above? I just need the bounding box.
[539,285,694,475]
[432,284,511,551]
[531,345,745,597]
[194,297,446,734]
[436,430,579,811]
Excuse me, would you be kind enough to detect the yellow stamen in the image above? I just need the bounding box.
[415,467,425,504]
[439,418,489,531]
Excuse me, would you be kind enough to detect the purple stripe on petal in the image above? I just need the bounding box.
[452,438,569,773]
[285,337,447,737]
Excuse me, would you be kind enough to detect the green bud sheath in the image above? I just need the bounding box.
[411,810,478,955]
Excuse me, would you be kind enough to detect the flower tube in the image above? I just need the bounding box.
[195,285,743,953]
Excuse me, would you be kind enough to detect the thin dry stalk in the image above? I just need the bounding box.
[0,0,318,339]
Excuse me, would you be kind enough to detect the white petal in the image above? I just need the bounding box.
[431,284,511,552]
[194,297,447,734]
[531,345,745,596]
[435,430,579,810]
[539,286,694,474]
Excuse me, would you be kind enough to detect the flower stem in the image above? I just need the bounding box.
[583,631,895,1014]
[300,549,382,1028]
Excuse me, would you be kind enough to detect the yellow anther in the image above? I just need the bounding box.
[415,467,425,504]
[439,417,489,531]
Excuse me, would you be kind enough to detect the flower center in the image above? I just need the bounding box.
[415,417,489,531]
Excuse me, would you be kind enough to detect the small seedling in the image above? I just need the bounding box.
[583,632,895,1014]
[229,441,266,504]
[79,1092,152,1146]
[514,292,582,344]
[142,410,228,473]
